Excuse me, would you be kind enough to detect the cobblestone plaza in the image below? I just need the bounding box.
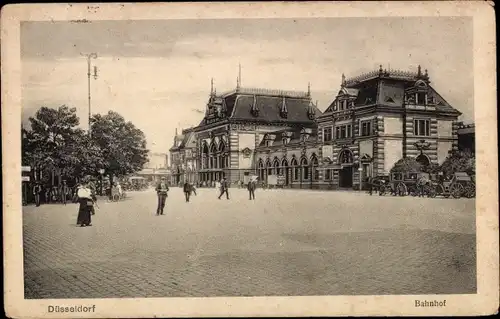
[23,188,476,299]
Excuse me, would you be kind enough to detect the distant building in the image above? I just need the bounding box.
[145,151,168,169]
[169,128,197,185]
[457,122,475,153]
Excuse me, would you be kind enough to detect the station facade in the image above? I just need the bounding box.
[170,65,462,189]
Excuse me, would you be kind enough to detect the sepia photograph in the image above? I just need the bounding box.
[2,2,498,318]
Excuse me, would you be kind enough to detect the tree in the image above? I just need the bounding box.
[23,105,82,183]
[440,150,475,176]
[390,157,423,173]
[90,111,149,183]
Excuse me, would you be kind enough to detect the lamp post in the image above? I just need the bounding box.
[81,53,98,137]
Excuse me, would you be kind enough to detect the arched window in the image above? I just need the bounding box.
[210,142,217,168]
[301,157,309,180]
[219,141,226,169]
[258,159,265,182]
[338,149,353,164]
[266,159,272,177]
[291,158,299,181]
[202,142,209,169]
[311,155,319,181]
[273,158,280,175]
[416,154,430,167]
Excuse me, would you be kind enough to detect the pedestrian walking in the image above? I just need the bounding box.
[76,180,94,227]
[218,177,230,200]
[33,182,42,207]
[368,176,373,195]
[183,181,191,202]
[247,180,256,200]
[191,183,197,196]
[155,177,169,215]
[60,180,69,205]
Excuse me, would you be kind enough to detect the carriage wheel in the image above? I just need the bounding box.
[450,183,464,199]
[396,183,407,196]
[410,186,419,197]
[379,186,386,196]
[464,183,475,198]
[426,185,437,198]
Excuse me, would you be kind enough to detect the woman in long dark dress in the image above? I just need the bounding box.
[76,182,93,227]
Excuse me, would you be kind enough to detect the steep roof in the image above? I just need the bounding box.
[322,67,461,116]
[198,87,321,126]
[255,127,317,148]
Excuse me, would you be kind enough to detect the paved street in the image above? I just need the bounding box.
[23,188,476,299]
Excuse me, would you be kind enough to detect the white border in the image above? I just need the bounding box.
[2,2,498,317]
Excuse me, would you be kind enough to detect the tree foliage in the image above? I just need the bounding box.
[90,111,149,180]
[22,106,148,184]
[440,150,475,176]
[390,157,422,173]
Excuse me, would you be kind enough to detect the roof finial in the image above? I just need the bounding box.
[341,73,346,87]
[175,128,178,136]
[417,65,422,77]
[210,78,214,95]
[237,63,241,89]
[307,82,311,96]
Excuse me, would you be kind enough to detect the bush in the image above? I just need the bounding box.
[390,157,422,173]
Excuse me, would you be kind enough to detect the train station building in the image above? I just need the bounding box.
[314,65,462,189]
[170,65,462,189]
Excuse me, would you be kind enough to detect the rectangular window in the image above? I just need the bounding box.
[361,121,372,136]
[335,127,340,139]
[347,124,352,138]
[323,127,333,142]
[325,169,332,180]
[417,93,426,105]
[414,119,430,136]
[340,126,346,139]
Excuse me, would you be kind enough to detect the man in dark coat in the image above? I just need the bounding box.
[368,176,374,195]
[33,182,42,207]
[155,177,169,215]
[247,180,256,200]
[218,177,230,200]
[183,181,191,202]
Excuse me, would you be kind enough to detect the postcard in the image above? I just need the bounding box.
[2,1,498,317]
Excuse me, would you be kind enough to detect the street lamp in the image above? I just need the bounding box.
[81,53,98,137]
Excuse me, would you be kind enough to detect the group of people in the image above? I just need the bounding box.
[32,181,73,206]
[154,177,259,215]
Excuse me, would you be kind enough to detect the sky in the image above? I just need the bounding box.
[21,17,473,154]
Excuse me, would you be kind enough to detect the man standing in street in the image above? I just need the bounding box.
[218,177,230,200]
[247,179,256,200]
[155,177,169,215]
[33,182,42,207]
[183,181,191,202]
[368,176,373,195]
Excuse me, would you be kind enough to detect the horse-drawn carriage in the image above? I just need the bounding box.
[434,172,475,198]
[378,171,475,198]
[379,172,435,197]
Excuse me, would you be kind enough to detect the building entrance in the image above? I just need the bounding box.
[339,166,353,188]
